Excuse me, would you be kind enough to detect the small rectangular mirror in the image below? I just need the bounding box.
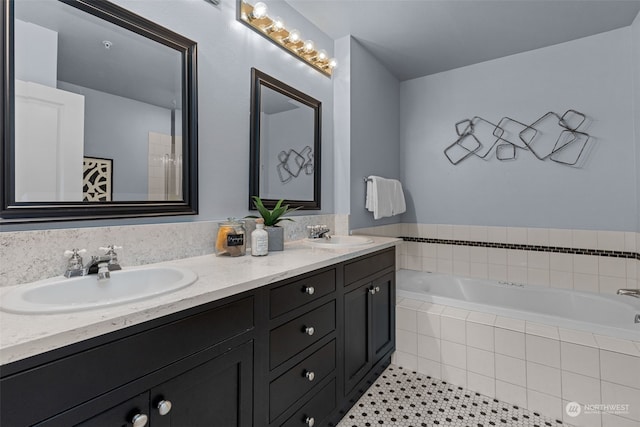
[249,68,321,210]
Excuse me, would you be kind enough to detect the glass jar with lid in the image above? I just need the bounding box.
[215,218,246,257]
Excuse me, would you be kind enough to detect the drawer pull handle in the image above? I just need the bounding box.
[304,326,315,336]
[131,413,149,427]
[305,370,315,381]
[368,287,376,295]
[304,286,315,295]
[157,400,172,416]
[306,416,315,426]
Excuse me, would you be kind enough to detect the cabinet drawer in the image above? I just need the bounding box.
[1,297,253,427]
[270,269,336,319]
[270,340,336,421]
[270,301,335,369]
[344,248,395,286]
[280,378,336,427]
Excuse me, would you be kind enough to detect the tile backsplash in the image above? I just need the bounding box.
[353,223,640,294]
[0,214,346,287]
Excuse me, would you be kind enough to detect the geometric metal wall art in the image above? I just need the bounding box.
[276,145,314,184]
[83,157,113,201]
[444,109,591,166]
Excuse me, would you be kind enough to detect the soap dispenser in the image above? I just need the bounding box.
[251,218,268,256]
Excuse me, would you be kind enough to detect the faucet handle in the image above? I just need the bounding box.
[64,248,86,258]
[99,245,122,253]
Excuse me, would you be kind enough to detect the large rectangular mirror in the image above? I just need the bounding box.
[249,68,321,210]
[1,0,198,222]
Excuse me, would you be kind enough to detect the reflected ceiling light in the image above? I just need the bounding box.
[238,1,336,77]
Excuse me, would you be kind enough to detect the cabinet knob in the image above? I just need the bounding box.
[305,416,315,426]
[305,370,315,381]
[304,286,315,295]
[131,413,148,427]
[375,286,380,293]
[304,326,315,336]
[157,399,172,416]
[368,287,376,295]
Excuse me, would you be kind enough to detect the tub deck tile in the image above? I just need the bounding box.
[594,335,640,357]
[558,328,598,348]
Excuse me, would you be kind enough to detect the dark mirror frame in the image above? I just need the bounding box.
[1,0,198,223]
[249,68,321,210]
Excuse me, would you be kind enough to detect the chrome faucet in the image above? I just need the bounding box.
[64,246,122,280]
[63,249,87,278]
[307,225,331,239]
[617,289,640,298]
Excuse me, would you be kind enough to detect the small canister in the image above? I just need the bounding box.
[215,218,246,257]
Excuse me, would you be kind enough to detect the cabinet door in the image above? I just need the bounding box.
[371,272,395,362]
[75,393,149,427]
[343,284,371,395]
[150,340,253,427]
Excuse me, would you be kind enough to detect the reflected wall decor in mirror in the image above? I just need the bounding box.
[1,0,198,222]
[249,68,321,210]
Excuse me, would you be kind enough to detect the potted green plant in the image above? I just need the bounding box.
[246,196,299,251]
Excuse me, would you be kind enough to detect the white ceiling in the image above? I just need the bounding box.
[286,0,640,81]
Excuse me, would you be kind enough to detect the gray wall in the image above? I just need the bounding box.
[59,81,172,201]
[333,36,351,216]
[400,27,637,232]
[3,0,334,231]
[634,13,640,232]
[348,38,401,230]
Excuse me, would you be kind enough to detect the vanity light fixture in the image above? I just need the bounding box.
[238,0,336,77]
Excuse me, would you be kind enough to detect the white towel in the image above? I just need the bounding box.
[366,176,406,219]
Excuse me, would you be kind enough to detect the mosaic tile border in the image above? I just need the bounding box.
[400,237,640,260]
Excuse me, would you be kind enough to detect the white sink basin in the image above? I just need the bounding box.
[1,266,197,314]
[305,235,374,248]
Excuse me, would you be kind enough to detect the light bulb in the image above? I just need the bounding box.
[328,58,337,69]
[269,16,285,32]
[250,1,268,19]
[316,49,328,61]
[303,40,315,53]
[286,29,301,44]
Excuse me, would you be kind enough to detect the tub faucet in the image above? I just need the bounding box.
[617,289,640,298]
[307,225,331,239]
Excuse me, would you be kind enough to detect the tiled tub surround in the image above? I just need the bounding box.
[353,224,640,294]
[393,296,640,427]
[0,214,349,287]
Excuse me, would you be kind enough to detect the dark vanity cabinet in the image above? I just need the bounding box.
[0,296,255,427]
[0,247,396,427]
[343,250,396,397]
[260,267,339,427]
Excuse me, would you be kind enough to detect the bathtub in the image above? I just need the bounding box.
[396,269,640,341]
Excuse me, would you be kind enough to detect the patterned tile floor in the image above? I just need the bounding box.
[337,365,570,427]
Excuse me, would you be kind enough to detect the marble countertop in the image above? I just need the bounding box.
[0,237,399,366]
